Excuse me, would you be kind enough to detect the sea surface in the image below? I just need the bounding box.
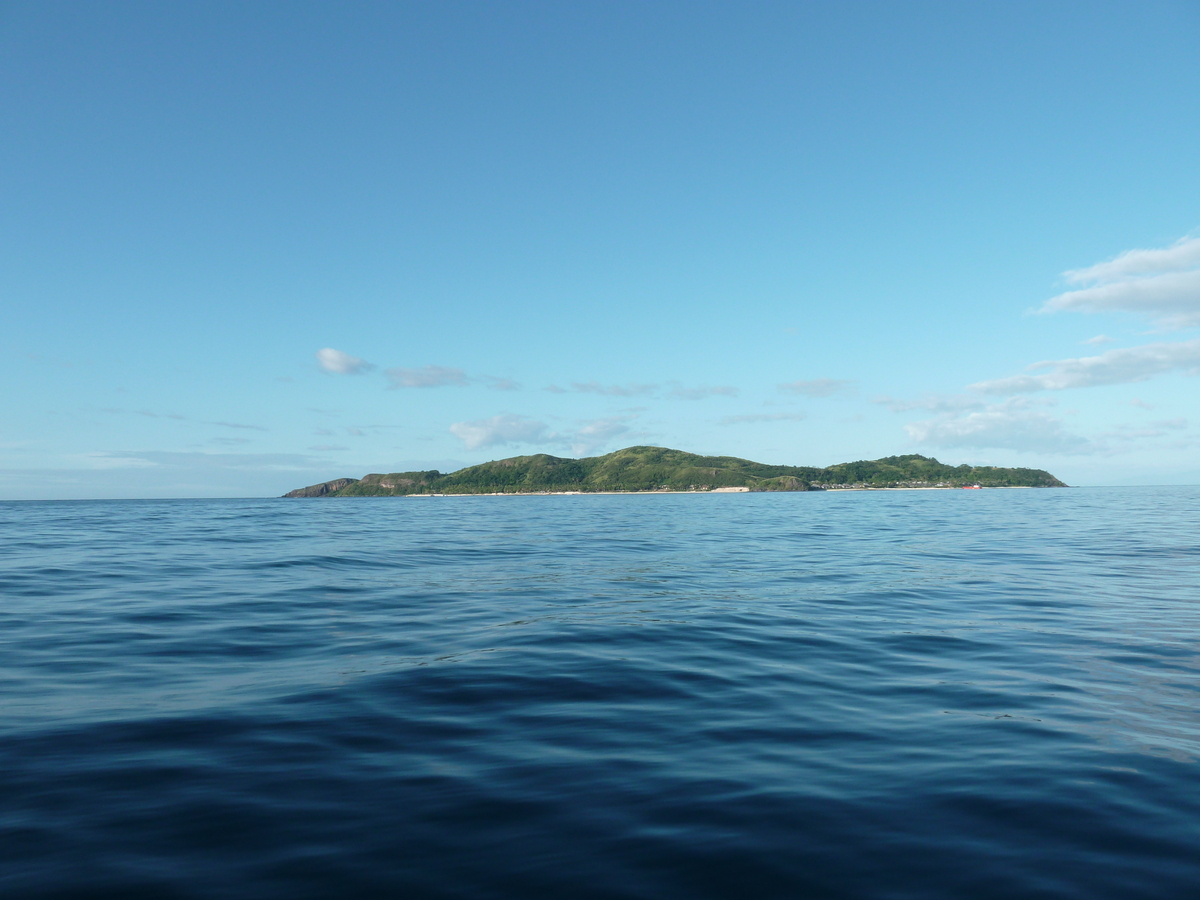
[1,488,1197,898]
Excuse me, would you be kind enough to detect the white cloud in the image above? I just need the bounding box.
[449,414,549,450]
[778,378,855,397]
[1083,334,1114,345]
[317,348,374,374]
[719,412,806,425]
[668,384,739,400]
[1042,235,1200,330]
[905,398,1089,454]
[1063,236,1200,284]
[386,365,469,388]
[971,338,1200,394]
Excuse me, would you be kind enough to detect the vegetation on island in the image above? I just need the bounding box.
[283,446,1066,497]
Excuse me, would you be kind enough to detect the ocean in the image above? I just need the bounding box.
[1,488,1197,898]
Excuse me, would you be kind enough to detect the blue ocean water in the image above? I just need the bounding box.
[1,488,1197,898]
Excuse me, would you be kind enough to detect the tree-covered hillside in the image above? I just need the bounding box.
[815,454,1066,488]
[283,446,1065,497]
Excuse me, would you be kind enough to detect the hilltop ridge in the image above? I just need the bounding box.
[283,446,1066,497]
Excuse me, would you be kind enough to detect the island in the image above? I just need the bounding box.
[283,446,1066,497]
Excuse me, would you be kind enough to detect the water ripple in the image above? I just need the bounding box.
[0,488,1198,898]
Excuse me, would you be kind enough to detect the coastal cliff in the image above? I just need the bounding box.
[282,477,360,498]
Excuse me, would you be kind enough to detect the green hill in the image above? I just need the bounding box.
[283,446,1066,497]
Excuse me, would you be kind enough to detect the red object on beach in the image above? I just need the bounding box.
[962,485,982,489]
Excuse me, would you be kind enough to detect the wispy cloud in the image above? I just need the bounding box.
[1094,418,1191,449]
[905,398,1089,454]
[318,355,515,391]
[137,409,186,420]
[449,414,549,450]
[778,378,855,398]
[668,384,739,400]
[719,412,806,425]
[547,381,658,397]
[483,376,521,391]
[100,408,267,431]
[1064,236,1200,283]
[448,413,638,456]
[923,405,1199,456]
[317,348,374,374]
[1083,334,1115,345]
[101,408,186,420]
[1041,235,1200,330]
[569,416,634,455]
[94,451,325,469]
[970,338,1200,394]
[874,394,986,413]
[385,365,469,388]
[212,421,269,431]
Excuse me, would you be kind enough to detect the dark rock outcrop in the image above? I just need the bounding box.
[282,478,359,498]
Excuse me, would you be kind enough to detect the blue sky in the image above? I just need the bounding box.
[3,0,1199,498]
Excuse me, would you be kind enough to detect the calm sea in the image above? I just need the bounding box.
[1,489,1197,898]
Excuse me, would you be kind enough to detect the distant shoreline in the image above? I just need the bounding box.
[284,447,1066,497]
[392,485,1039,497]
